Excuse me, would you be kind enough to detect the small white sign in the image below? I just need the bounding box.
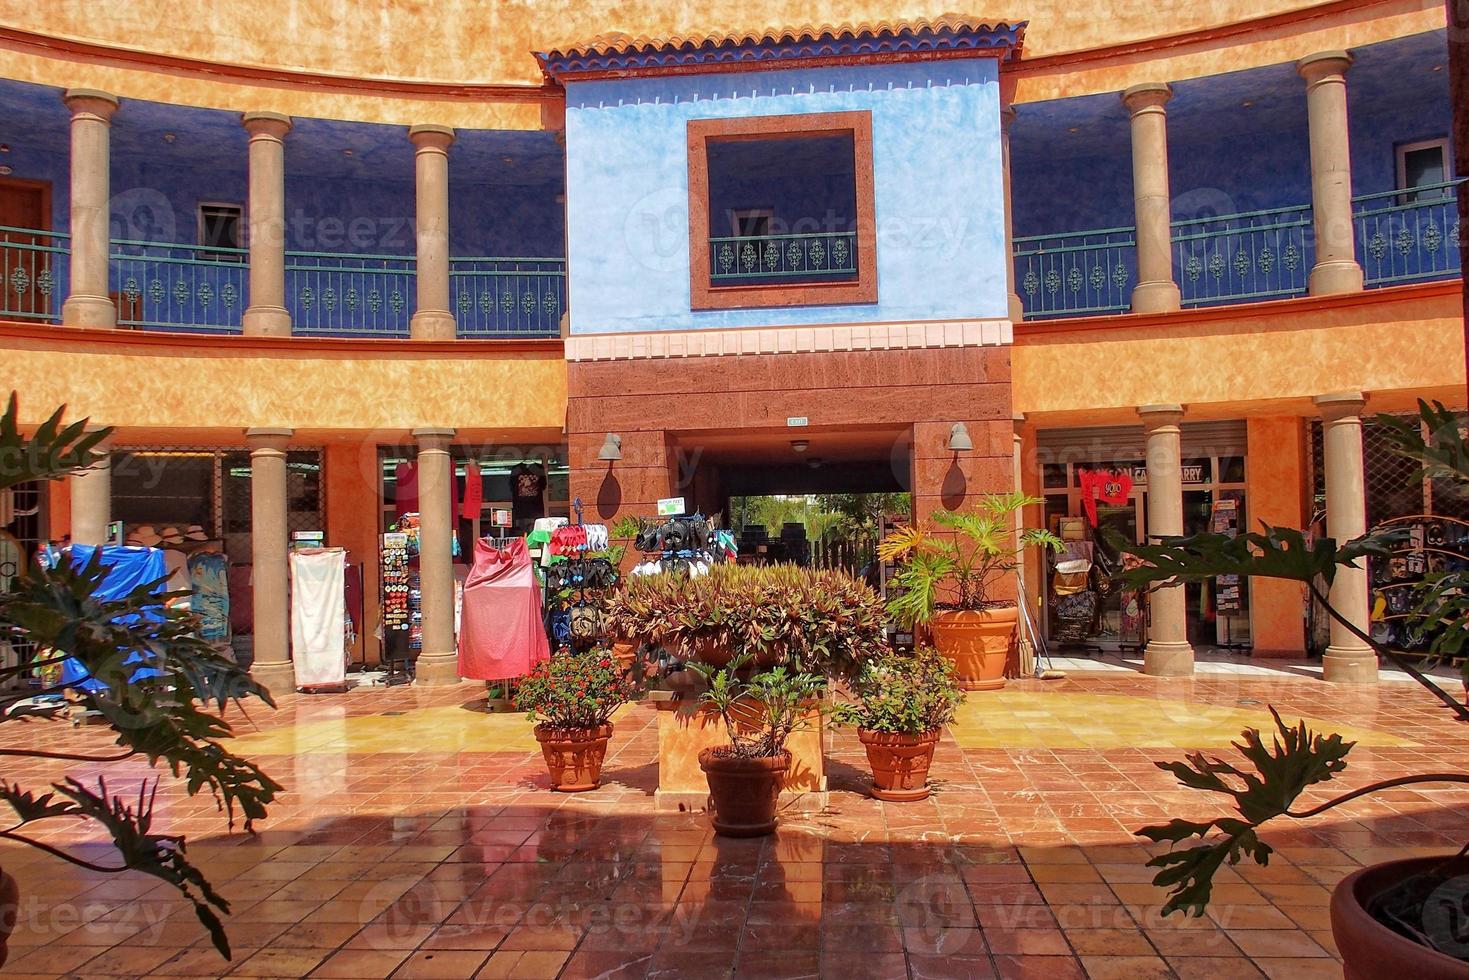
[657,496,686,517]
[786,416,809,427]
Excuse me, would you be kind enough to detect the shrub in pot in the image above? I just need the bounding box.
[1121,400,1469,977]
[687,656,825,837]
[834,647,965,801]
[515,648,636,792]
[606,565,886,679]
[879,495,1061,690]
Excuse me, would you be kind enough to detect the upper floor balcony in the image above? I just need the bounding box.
[0,81,566,339]
[1008,29,1461,321]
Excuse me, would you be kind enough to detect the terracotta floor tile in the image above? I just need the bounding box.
[308,947,412,978]
[1228,929,1332,958]
[392,949,493,978]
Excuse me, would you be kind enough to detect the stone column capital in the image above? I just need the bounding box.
[1137,403,1186,429]
[1296,50,1353,83]
[412,426,456,448]
[409,124,456,151]
[63,89,119,122]
[1121,82,1172,115]
[245,426,293,452]
[242,111,292,141]
[1313,390,1367,421]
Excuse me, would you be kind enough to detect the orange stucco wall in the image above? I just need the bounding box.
[0,0,1444,123]
[323,442,383,666]
[1011,282,1467,425]
[1245,416,1310,655]
[0,327,567,439]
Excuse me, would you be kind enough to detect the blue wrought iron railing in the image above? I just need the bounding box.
[286,251,415,337]
[1171,205,1313,307]
[450,257,566,337]
[1014,226,1136,319]
[708,231,858,285]
[1,225,67,323]
[1354,178,1464,287]
[111,239,248,332]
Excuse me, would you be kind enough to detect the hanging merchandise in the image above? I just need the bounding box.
[186,550,231,644]
[511,461,547,529]
[459,537,551,681]
[380,531,413,683]
[629,514,725,577]
[289,549,348,689]
[461,459,483,520]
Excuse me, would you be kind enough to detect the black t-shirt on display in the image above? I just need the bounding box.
[511,462,546,526]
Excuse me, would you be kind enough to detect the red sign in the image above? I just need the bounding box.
[1077,468,1134,526]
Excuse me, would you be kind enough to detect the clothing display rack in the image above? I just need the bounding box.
[543,498,616,650]
[1369,515,1469,657]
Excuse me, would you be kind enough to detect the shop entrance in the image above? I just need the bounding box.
[1039,424,1251,652]
[667,425,912,575]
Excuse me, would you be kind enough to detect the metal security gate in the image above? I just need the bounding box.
[1309,415,1469,525]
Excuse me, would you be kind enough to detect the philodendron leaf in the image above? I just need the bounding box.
[1136,709,1355,917]
[1375,400,1469,485]
[1120,524,1396,592]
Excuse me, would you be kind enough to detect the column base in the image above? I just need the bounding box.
[1007,292,1025,322]
[410,310,456,340]
[62,295,117,328]
[1322,645,1379,683]
[1308,261,1364,296]
[1143,640,1195,676]
[248,660,296,698]
[413,651,461,686]
[242,306,293,336]
[1131,281,1182,314]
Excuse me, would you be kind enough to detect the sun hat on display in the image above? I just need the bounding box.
[160,526,186,545]
[129,525,163,547]
[185,525,209,541]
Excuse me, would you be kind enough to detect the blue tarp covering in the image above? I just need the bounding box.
[59,545,169,692]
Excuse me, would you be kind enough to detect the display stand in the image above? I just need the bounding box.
[1369,515,1469,658]
[379,528,415,686]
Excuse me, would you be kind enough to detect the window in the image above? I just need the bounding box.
[196,203,244,261]
[1395,139,1450,203]
[687,112,877,310]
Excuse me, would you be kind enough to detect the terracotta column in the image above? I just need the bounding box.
[61,89,120,328]
[1314,392,1376,682]
[1121,83,1181,314]
[408,125,456,340]
[1297,52,1364,296]
[69,429,111,545]
[412,427,459,685]
[1138,404,1194,675]
[1000,105,1025,322]
[246,427,294,695]
[241,112,293,336]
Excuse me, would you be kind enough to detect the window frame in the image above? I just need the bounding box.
[1394,138,1451,200]
[195,201,245,262]
[686,111,877,311]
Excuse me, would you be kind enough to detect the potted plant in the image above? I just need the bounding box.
[834,647,965,801]
[687,656,825,837]
[0,396,279,964]
[1121,400,1469,977]
[607,565,886,678]
[515,648,636,792]
[879,494,1062,690]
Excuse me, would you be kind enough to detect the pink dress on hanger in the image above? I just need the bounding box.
[457,537,550,682]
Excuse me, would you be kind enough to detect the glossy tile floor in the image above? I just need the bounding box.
[4,667,1468,979]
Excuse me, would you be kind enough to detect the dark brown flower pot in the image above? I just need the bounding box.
[859,728,940,802]
[533,723,613,792]
[1331,855,1469,980]
[698,747,790,837]
[0,866,17,969]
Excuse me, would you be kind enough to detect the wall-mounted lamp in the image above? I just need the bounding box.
[790,439,810,454]
[597,433,623,461]
[947,423,973,453]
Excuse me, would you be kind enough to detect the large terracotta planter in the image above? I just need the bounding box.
[698,748,790,837]
[0,866,17,969]
[533,723,613,792]
[930,607,1017,691]
[859,729,940,802]
[1331,855,1469,979]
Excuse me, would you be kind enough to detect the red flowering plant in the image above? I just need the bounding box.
[513,648,638,730]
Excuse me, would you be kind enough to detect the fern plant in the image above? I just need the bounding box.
[0,395,279,960]
[877,493,1062,626]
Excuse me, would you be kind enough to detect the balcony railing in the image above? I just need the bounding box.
[1014,226,1136,319]
[1171,205,1313,307]
[1354,178,1464,287]
[1,226,67,324]
[450,257,566,337]
[708,231,858,285]
[111,239,249,333]
[286,251,416,337]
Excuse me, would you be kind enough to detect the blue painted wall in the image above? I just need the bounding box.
[562,60,1009,334]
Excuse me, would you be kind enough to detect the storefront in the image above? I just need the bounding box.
[1035,421,1251,651]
